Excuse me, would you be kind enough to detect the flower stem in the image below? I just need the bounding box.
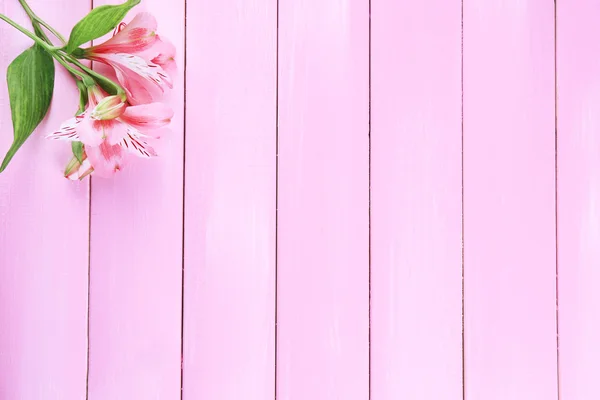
[0,14,92,85]
[0,14,58,51]
[18,0,66,45]
[64,55,125,96]
[56,55,95,86]
[1,12,125,98]
[33,25,81,82]
[15,1,81,84]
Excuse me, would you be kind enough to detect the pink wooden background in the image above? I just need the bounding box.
[0,0,597,399]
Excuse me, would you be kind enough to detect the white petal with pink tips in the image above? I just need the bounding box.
[46,115,84,141]
[96,53,172,105]
[119,127,158,158]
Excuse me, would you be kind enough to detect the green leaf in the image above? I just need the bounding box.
[71,141,84,163]
[0,45,55,173]
[66,0,141,53]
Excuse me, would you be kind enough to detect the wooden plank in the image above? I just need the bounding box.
[277,0,369,398]
[86,1,184,398]
[370,1,463,398]
[0,0,89,398]
[182,0,276,398]
[557,1,600,398]
[463,1,557,398]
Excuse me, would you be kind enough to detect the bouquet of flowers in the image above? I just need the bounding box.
[0,0,175,179]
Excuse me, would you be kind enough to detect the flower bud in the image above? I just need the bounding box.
[64,154,93,180]
[90,95,126,120]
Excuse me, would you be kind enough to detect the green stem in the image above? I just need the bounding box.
[56,55,95,86]
[16,2,72,80]
[64,55,125,96]
[35,19,66,45]
[17,2,83,86]
[18,0,66,45]
[0,14,92,85]
[45,39,83,85]
[31,19,51,44]
[0,14,59,51]
[1,12,124,97]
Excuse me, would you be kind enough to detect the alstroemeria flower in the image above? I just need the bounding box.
[47,86,173,178]
[83,13,176,105]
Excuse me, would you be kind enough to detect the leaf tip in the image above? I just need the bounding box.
[0,155,11,173]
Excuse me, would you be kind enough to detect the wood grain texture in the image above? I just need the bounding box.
[463,1,557,399]
[277,0,369,398]
[182,0,276,398]
[370,1,463,398]
[557,1,600,398]
[86,1,184,398]
[0,1,89,398]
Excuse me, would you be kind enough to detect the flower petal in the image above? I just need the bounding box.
[119,103,174,134]
[77,113,107,147]
[136,35,176,66]
[87,12,158,54]
[98,53,172,105]
[117,67,163,105]
[104,119,129,145]
[114,53,173,89]
[85,142,128,177]
[119,127,158,158]
[143,36,177,81]
[151,36,176,66]
[46,115,83,141]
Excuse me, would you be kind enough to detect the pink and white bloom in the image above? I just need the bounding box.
[83,13,176,105]
[47,86,173,179]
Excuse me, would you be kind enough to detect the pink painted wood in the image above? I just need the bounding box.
[86,1,184,398]
[463,1,557,399]
[0,1,89,398]
[182,0,276,399]
[370,1,463,399]
[7,1,600,398]
[557,1,600,398]
[277,0,369,398]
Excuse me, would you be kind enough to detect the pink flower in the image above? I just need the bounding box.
[47,86,173,178]
[84,13,176,105]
